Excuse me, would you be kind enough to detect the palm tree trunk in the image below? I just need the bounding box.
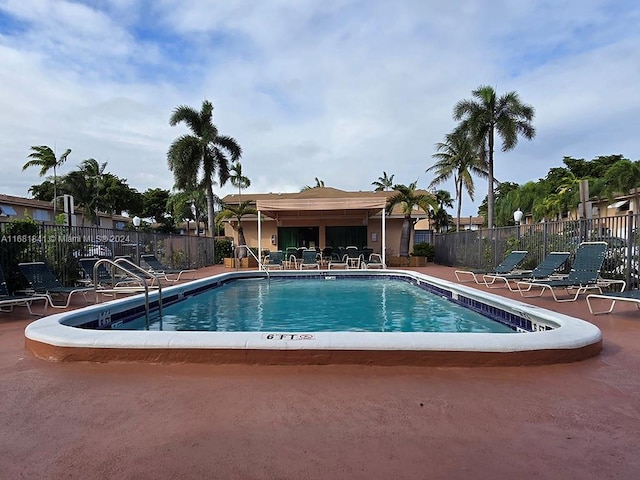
[487,127,495,228]
[205,183,216,263]
[237,226,247,258]
[456,177,462,231]
[399,216,412,257]
[53,165,57,218]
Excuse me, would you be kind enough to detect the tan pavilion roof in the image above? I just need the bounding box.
[221,187,431,219]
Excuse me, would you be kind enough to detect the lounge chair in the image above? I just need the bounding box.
[140,254,195,282]
[299,249,320,270]
[454,251,529,284]
[586,290,640,315]
[263,251,284,270]
[482,251,570,291]
[360,253,386,269]
[78,257,146,293]
[516,242,614,302]
[0,265,48,315]
[18,262,92,308]
[345,246,362,268]
[78,257,118,286]
[328,254,349,270]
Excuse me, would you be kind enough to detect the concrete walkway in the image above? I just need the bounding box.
[1,264,639,479]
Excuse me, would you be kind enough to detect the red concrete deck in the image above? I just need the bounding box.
[2,264,639,479]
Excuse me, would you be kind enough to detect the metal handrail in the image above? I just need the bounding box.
[114,257,164,328]
[234,245,269,278]
[93,258,156,330]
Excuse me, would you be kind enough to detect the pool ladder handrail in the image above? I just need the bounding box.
[113,257,164,323]
[93,258,160,330]
[234,245,269,279]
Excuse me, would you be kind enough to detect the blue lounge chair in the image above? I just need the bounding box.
[263,251,284,270]
[517,242,614,302]
[78,257,117,286]
[141,254,195,281]
[586,290,640,315]
[482,251,570,291]
[328,254,349,270]
[455,251,529,284]
[360,253,386,269]
[18,262,92,308]
[0,265,48,315]
[299,249,320,270]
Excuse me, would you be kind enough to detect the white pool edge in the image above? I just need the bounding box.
[24,269,602,356]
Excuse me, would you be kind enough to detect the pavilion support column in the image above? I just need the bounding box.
[382,207,386,266]
[258,210,262,264]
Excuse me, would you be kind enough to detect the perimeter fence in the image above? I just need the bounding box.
[434,211,640,288]
[0,222,230,292]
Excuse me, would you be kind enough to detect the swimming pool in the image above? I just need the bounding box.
[118,277,515,333]
[25,270,602,366]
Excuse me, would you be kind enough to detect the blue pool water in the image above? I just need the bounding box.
[116,277,515,333]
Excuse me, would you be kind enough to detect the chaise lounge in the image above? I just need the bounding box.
[454,250,529,284]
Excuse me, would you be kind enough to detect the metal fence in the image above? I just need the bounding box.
[434,211,640,288]
[0,222,218,292]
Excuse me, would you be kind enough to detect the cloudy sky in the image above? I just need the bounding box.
[1,0,638,216]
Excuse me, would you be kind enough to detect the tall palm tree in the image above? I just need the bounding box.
[229,161,251,199]
[167,100,242,239]
[23,145,72,217]
[453,85,535,228]
[372,171,395,191]
[429,190,454,233]
[80,158,108,224]
[216,200,257,258]
[428,131,488,230]
[385,182,437,257]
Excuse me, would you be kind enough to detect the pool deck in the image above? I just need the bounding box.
[2,264,639,479]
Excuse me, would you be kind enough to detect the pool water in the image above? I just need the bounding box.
[116,277,515,333]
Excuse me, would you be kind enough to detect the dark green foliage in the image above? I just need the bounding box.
[215,238,232,264]
[412,242,435,261]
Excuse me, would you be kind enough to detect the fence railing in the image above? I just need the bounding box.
[434,211,640,288]
[0,222,219,292]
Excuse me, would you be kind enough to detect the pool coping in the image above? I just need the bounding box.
[24,269,603,366]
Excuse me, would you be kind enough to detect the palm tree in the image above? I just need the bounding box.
[301,177,325,191]
[428,131,488,230]
[453,85,535,228]
[604,159,640,212]
[80,158,107,224]
[429,190,454,233]
[23,145,72,217]
[216,200,257,258]
[167,100,242,239]
[229,161,251,199]
[385,182,437,257]
[372,171,395,191]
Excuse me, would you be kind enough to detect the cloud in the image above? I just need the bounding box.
[0,0,639,217]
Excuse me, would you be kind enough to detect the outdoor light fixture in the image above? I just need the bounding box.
[132,216,141,228]
[513,208,523,225]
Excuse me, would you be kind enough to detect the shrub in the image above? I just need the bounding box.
[412,242,435,261]
[215,238,233,264]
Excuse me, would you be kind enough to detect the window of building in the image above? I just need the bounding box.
[33,209,50,222]
[0,204,17,216]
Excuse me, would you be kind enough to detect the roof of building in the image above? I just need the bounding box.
[220,187,432,219]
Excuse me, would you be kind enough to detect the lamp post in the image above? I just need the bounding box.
[190,200,198,236]
[132,216,141,265]
[513,208,523,241]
